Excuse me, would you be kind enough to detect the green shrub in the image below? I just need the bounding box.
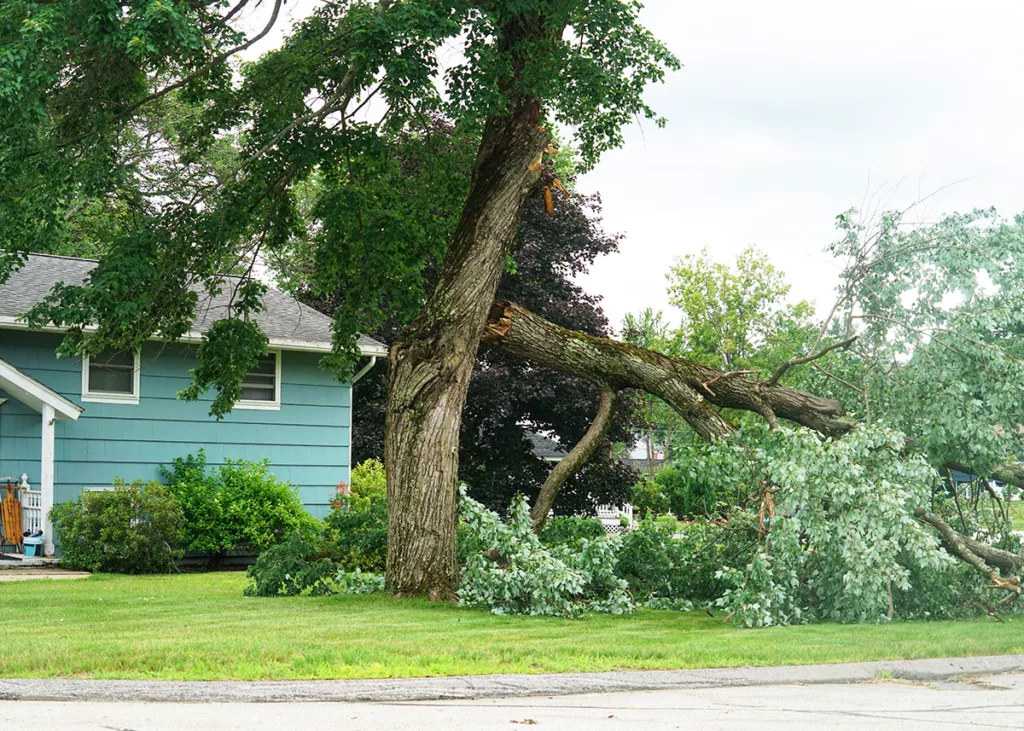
[615,518,684,600]
[630,480,670,519]
[654,465,723,518]
[163,450,318,556]
[243,534,386,598]
[457,490,633,618]
[325,493,388,571]
[539,515,605,547]
[613,517,738,605]
[50,479,183,573]
[350,458,386,501]
[323,459,390,571]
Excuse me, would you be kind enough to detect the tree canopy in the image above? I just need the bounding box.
[1,0,677,412]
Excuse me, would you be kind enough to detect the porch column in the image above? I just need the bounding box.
[41,403,55,557]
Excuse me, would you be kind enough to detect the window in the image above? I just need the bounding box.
[82,348,140,404]
[237,352,281,410]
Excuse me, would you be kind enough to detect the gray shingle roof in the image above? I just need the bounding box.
[526,431,568,460]
[0,254,387,355]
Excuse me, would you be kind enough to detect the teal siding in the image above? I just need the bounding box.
[0,331,350,521]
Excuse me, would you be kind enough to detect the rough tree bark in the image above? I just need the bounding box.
[530,386,618,532]
[384,121,547,598]
[384,13,560,598]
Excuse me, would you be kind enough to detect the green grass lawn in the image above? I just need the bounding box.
[1,572,1022,681]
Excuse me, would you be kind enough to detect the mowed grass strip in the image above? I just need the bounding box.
[0,572,1021,681]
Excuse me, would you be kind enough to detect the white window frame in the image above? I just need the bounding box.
[236,350,282,411]
[81,349,141,405]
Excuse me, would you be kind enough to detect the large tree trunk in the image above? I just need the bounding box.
[384,118,548,598]
[483,300,854,438]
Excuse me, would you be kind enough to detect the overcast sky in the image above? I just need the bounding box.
[248,1,1024,331]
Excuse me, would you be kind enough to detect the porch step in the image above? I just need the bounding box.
[0,556,61,570]
[0,568,90,582]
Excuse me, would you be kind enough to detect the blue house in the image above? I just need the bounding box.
[0,254,387,555]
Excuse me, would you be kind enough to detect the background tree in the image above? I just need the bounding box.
[621,308,682,477]
[665,247,817,375]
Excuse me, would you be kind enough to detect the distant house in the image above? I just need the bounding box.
[0,254,387,556]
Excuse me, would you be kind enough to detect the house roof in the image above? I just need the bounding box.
[0,357,82,420]
[526,431,568,461]
[0,254,387,356]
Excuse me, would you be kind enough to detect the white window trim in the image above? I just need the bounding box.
[236,350,282,411]
[81,350,141,405]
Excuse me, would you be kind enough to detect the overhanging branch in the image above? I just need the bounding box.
[768,336,859,387]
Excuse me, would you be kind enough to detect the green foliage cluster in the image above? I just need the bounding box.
[244,458,390,594]
[457,490,633,618]
[243,533,341,598]
[538,515,606,548]
[162,450,317,556]
[243,533,386,598]
[49,479,183,573]
[629,480,670,519]
[710,425,961,626]
[614,518,746,606]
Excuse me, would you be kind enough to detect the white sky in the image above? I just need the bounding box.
[245,0,1024,331]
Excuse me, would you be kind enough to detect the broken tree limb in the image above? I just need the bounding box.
[483,300,855,439]
[914,507,1022,597]
[531,386,618,532]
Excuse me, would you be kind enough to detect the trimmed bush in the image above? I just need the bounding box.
[50,479,183,573]
[162,450,318,556]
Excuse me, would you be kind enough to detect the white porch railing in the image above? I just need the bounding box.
[21,486,43,534]
[596,503,634,535]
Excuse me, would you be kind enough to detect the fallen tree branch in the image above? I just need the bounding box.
[699,370,758,398]
[531,386,618,532]
[483,300,854,439]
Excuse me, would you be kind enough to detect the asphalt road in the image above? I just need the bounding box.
[4,673,1024,730]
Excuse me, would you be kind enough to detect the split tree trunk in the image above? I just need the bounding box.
[383,119,548,598]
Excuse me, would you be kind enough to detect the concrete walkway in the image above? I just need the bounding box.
[1,655,1023,703]
[4,673,1024,730]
